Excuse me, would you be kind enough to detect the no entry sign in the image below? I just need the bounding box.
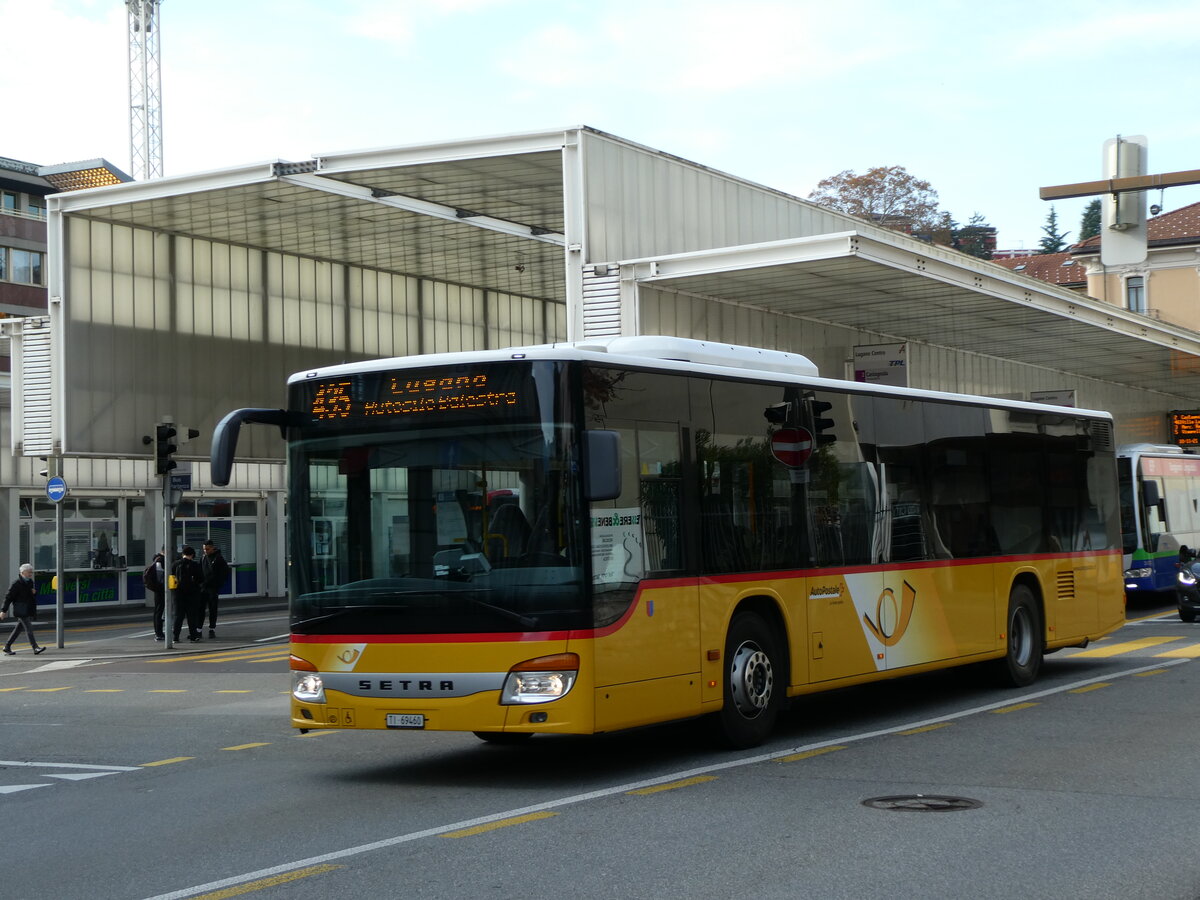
[771,427,813,468]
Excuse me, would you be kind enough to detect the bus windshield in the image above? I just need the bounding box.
[287,362,588,635]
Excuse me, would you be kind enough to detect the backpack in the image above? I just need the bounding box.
[143,561,159,590]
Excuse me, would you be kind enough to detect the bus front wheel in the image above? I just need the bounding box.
[996,584,1043,687]
[716,612,782,749]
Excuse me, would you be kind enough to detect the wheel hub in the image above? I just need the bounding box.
[730,640,773,717]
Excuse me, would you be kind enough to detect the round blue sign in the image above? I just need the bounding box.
[46,476,68,503]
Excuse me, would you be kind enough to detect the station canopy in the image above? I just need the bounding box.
[42,126,1200,449]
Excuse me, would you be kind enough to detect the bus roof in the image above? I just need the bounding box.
[287,336,1114,422]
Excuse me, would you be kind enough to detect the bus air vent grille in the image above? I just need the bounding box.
[1056,570,1076,600]
[1091,420,1115,451]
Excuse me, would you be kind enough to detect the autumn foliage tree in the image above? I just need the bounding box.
[807,165,942,232]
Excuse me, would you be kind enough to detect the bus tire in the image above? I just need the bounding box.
[996,583,1043,687]
[473,731,534,745]
[717,612,782,749]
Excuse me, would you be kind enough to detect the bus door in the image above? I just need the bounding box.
[590,419,700,731]
[804,391,887,681]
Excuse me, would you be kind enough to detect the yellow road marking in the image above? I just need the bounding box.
[214,690,255,694]
[992,702,1039,714]
[148,648,285,664]
[84,689,124,693]
[1072,636,1179,658]
[141,757,194,767]
[25,687,72,692]
[898,722,952,735]
[627,775,718,795]
[1069,683,1110,693]
[189,864,342,899]
[441,812,558,838]
[777,745,846,762]
[0,687,28,692]
[1135,668,1169,676]
[222,743,271,751]
[1157,644,1200,658]
[148,689,188,693]
[296,730,339,738]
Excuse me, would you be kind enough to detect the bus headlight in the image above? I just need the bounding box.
[1179,570,1198,587]
[290,655,325,703]
[500,653,579,705]
[1123,567,1152,580]
[292,671,326,703]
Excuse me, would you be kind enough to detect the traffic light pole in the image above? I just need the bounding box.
[163,485,175,649]
[147,416,198,650]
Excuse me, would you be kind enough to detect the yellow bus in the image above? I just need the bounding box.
[212,336,1125,748]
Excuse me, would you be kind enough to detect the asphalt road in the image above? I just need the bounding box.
[3,598,1199,900]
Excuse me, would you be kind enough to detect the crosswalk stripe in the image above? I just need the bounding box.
[1156,643,1200,658]
[1070,636,1180,658]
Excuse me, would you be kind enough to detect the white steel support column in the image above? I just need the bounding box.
[561,133,586,340]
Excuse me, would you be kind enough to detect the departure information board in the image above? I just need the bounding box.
[1170,410,1200,446]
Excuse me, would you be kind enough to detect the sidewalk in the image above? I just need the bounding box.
[4,596,290,661]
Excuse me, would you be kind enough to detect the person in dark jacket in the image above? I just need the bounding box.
[145,550,166,640]
[2,563,44,655]
[200,539,231,639]
[172,546,205,643]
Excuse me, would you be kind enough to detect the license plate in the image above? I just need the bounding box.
[386,713,426,729]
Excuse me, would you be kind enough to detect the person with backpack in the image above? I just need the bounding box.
[200,539,231,639]
[144,550,166,641]
[2,563,45,656]
[172,546,204,643]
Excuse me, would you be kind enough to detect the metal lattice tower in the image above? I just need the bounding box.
[127,0,164,180]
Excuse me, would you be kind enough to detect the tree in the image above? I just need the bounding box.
[954,212,995,260]
[808,166,941,232]
[1038,206,1070,254]
[1079,199,1101,242]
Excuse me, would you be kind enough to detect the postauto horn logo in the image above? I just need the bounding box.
[862,581,916,647]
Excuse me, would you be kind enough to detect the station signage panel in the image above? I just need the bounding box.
[1170,410,1200,446]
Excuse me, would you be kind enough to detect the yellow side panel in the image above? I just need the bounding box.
[593,583,699,687]
[593,673,702,732]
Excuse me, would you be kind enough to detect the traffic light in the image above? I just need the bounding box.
[153,423,178,475]
[142,423,201,476]
[811,400,836,446]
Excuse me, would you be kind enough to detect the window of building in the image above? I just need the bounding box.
[27,195,46,218]
[1126,276,1146,314]
[0,247,45,285]
[1,191,16,213]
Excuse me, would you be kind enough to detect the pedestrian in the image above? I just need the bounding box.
[172,546,204,643]
[144,549,166,640]
[2,563,45,656]
[200,539,230,639]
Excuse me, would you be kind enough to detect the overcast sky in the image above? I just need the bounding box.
[5,0,1198,250]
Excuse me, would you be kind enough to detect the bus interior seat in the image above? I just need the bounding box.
[485,502,530,563]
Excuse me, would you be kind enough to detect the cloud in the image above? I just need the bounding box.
[497,1,905,94]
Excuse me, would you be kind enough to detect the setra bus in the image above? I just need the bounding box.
[212,336,1126,748]
[1117,443,1200,597]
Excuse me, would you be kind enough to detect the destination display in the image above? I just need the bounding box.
[294,363,541,426]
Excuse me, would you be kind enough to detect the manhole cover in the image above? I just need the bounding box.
[862,794,982,812]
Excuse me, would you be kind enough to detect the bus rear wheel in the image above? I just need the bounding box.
[996,584,1043,687]
[716,612,782,749]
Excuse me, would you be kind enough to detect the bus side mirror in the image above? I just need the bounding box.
[585,430,621,502]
